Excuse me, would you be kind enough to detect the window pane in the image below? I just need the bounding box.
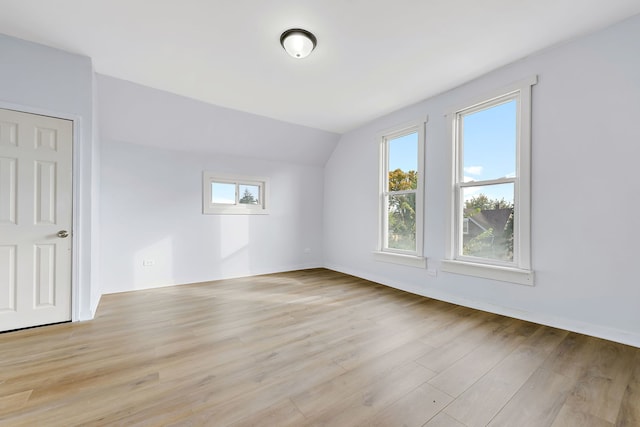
[462,100,516,182]
[462,183,514,262]
[212,182,235,204]
[388,132,418,191]
[238,184,260,205]
[387,193,416,251]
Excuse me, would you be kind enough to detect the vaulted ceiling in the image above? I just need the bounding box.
[1,1,639,133]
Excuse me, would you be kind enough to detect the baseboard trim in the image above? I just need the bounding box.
[324,262,640,349]
[101,262,324,296]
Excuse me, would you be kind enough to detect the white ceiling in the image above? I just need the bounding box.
[1,1,639,133]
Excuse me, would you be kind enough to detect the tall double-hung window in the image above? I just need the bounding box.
[376,119,426,268]
[443,77,536,284]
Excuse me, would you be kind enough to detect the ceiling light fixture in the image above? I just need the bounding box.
[280,28,317,59]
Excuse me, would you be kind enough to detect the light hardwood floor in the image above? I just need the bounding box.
[1,269,638,426]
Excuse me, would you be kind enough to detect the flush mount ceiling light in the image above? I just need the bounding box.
[280,28,317,59]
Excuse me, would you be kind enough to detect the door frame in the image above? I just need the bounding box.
[0,100,83,322]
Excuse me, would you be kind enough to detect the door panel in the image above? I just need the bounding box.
[0,108,72,331]
[0,156,17,224]
[35,243,56,307]
[35,160,57,224]
[0,245,17,311]
[0,120,18,146]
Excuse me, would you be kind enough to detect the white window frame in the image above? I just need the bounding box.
[374,118,427,268]
[442,76,536,285]
[202,172,269,215]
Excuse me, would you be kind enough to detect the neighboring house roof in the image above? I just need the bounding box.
[465,208,512,235]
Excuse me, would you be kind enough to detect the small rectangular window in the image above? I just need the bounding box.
[203,172,269,215]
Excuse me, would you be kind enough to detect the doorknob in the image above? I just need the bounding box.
[57,230,69,238]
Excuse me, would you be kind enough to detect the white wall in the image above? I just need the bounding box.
[99,77,331,293]
[90,70,102,314]
[0,33,98,320]
[97,75,340,167]
[324,15,640,347]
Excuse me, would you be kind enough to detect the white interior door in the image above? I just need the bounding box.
[0,108,73,332]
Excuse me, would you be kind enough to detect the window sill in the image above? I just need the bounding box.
[203,207,269,215]
[373,251,427,268]
[441,260,534,286]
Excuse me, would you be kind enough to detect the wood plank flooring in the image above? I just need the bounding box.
[0,268,638,426]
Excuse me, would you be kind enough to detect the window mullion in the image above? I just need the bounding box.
[459,177,515,188]
[387,189,416,196]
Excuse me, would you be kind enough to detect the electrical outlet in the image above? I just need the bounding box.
[427,269,437,277]
[303,248,311,254]
[142,259,155,267]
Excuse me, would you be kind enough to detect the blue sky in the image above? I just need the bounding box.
[462,100,516,202]
[388,100,516,203]
[389,132,417,172]
[212,182,236,204]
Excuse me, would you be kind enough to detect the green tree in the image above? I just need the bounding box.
[387,169,417,250]
[504,210,514,258]
[463,228,495,257]
[388,169,417,191]
[463,193,514,261]
[239,189,256,204]
[464,194,512,217]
